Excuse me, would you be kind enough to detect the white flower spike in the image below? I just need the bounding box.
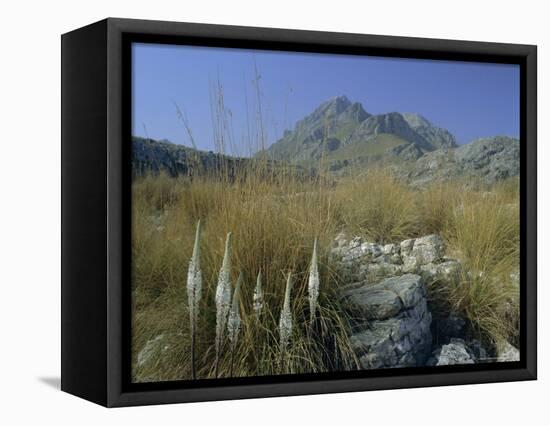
[227,272,243,348]
[186,220,202,327]
[253,270,264,319]
[186,220,202,380]
[279,272,293,352]
[214,232,233,377]
[308,238,320,323]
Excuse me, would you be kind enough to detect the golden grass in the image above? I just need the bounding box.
[336,169,419,243]
[444,179,520,345]
[132,166,359,381]
[131,168,520,381]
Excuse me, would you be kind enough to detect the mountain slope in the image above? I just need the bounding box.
[264,97,458,163]
[403,136,519,185]
[133,135,519,185]
[346,112,434,152]
[264,95,370,162]
[133,96,518,186]
[132,137,315,180]
[132,137,248,178]
[402,113,458,150]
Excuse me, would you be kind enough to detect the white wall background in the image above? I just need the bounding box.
[0,0,546,423]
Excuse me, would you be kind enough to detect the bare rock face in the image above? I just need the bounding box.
[427,338,490,365]
[420,261,462,281]
[331,233,513,369]
[497,341,520,362]
[340,274,432,369]
[402,234,445,271]
[427,338,475,366]
[406,136,519,186]
[331,233,461,283]
[331,233,483,370]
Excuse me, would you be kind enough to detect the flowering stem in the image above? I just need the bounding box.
[191,326,196,380]
[308,238,320,326]
[253,270,263,373]
[279,271,293,374]
[187,220,202,380]
[228,272,243,377]
[214,232,232,378]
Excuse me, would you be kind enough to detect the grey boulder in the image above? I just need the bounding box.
[402,235,446,272]
[497,341,520,362]
[427,338,475,366]
[342,274,432,369]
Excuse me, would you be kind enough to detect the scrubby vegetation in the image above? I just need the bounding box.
[131,163,519,382]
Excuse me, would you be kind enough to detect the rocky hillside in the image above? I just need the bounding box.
[133,96,519,185]
[265,96,371,162]
[403,136,520,186]
[260,96,518,184]
[132,136,248,178]
[132,137,315,180]
[261,95,458,163]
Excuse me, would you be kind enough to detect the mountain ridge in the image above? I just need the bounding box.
[261,96,459,164]
[131,136,316,180]
[404,135,519,186]
[132,96,519,185]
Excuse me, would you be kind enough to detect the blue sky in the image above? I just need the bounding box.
[132,43,519,155]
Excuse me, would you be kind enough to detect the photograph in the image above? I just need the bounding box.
[130,43,521,383]
[1,0,544,421]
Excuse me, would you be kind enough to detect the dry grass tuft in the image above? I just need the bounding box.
[336,169,419,243]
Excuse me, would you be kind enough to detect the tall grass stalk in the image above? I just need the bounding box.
[337,169,419,243]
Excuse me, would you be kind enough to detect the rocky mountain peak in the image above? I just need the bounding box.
[250,96,515,183]
[406,135,519,185]
[348,112,435,152]
[304,95,353,123]
[326,95,352,111]
[359,112,413,133]
[340,102,371,123]
[265,96,372,162]
[402,113,458,150]
[402,113,432,129]
[265,96,463,163]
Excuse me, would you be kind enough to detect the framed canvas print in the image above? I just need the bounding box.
[61,18,537,407]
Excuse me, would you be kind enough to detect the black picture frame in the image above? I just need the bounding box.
[61,17,537,407]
